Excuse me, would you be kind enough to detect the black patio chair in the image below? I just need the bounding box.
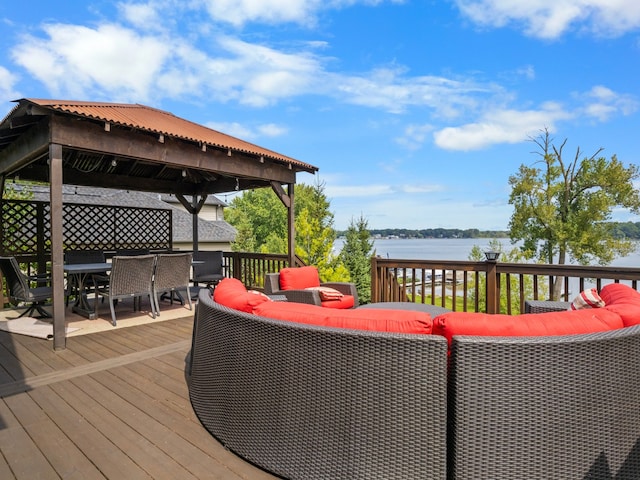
[0,256,53,318]
[152,252,193,314]
[94,254,157,326]
[192,250,224,292]
[64,250,109,306]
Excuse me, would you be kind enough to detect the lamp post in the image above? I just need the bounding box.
[484,251,499,314]
[484,251,500,262]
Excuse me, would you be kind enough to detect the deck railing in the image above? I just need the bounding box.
[372,256,640,314]
[223,251,305,290]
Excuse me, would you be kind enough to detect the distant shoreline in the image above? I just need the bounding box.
[336,222,640,240]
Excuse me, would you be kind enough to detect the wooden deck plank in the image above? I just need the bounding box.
[0,314,279,480]
[27,385,154,480]
[91,363,276,479]
[0,398,60,479]
[3,393,106,479]
[51,377,200,480]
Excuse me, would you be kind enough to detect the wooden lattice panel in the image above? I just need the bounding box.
[1,199,171,256]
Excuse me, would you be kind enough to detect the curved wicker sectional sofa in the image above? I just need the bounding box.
[188,285,640,480]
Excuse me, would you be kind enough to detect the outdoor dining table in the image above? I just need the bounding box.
[63,262,111,319]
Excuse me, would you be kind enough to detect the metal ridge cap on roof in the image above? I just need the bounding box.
[21,98,318,171]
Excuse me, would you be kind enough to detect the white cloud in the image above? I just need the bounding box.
[455,0,640,39]
[334,67,496,116]
[395,123,434,150]
[579,85,639,121]
[12,23,169,101]
[433,102,572,150]
[197,0,404,27]
[205,121,288,139]
[258,123,288,136]
[325,182,442,198]
[0,66,20,101]
[10,21,324,105]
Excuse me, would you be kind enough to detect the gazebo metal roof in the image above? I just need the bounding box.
[0,98,317,349]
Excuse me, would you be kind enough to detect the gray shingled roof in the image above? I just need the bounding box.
[22,185,236,243]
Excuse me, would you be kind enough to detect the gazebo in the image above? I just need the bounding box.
[0,99,318,349]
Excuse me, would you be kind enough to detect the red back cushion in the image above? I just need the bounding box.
[254,301,432,334]
[214,277,271,313]
[279,266,321,290]
[601,283,640,326]
[432,308,624,346]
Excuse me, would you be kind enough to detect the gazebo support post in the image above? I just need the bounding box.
[270,181,295,267]
[49,143,66,350]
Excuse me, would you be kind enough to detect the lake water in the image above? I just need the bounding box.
[334,237,640,267]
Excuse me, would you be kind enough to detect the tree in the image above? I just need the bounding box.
[508,129,640,298]
[226,180,349,282]
[340,214,375,304]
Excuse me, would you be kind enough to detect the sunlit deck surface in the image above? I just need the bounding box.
[0,305,278,480]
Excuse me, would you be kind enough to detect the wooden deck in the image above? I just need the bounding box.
[0,314,279,479]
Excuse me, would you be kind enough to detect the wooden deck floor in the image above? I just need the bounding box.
[0,313,279,479]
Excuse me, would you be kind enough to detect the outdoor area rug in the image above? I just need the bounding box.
[0,298,195,339]
[0,316,80,340]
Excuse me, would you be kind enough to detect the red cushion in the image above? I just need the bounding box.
[321,295,355,309]
[279,266,321,290]
[254,301,432,334]
[214,277,271,313]
[601,283,640,326]
[432,308,624,346]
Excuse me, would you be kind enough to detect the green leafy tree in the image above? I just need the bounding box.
[340,214,375,304]
[508,129,640,298]
[226,181,348,281]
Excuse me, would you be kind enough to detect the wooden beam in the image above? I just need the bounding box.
[287,183,295,267]
[49,115,300,183]
[270,181,291,208]
[49,143,66,350]
[0,118,50,175]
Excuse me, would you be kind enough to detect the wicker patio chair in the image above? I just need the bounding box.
[264,269,359,308]
[152,252,193,314]
[94,254,157,326]
[191,250,224,291]
[0,256,53,318]
[449,327,640,479]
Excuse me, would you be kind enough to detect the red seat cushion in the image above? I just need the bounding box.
[214,277,271,313]
[279,266,321,290]
[321,295,355,309]
[432,308,624,346]
[254,301,432,334]
[601,283,640,326]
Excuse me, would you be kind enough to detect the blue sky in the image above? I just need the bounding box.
[1,1,639,230]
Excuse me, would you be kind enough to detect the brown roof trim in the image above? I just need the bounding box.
[21,98,318,173]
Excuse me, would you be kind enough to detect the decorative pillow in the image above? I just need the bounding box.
[305,286,344,301]
[248,290,272,301]
[279,266,321,290]
[571,288,605,310]
[214,278,270,313]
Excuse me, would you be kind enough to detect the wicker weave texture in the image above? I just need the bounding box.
[524,300,571,313]
[449,328,640,479]
[190,291,448,479]
[153,253,192,291]
[109,255,156,296]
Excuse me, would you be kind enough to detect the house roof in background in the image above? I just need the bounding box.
[21,185,236,243]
